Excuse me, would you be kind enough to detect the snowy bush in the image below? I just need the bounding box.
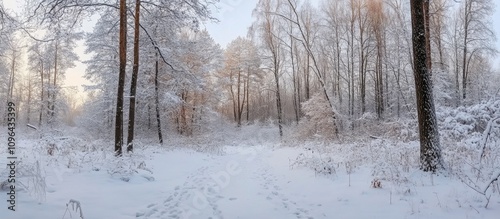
[15,160,47,203]
[106,153,154,182]
[438,99,500,207]
[438,99,500,140]
[370,140,419,186]
[296,93,338,140]
[289,147,338,177]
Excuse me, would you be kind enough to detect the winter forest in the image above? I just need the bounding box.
[1,0,500,218]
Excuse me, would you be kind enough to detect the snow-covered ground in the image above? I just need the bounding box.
[1,125,499,219]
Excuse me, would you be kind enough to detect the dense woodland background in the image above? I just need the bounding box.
[0,0,498,146]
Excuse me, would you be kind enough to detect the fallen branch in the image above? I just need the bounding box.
[62,199,84,219]
[27,124,38,130]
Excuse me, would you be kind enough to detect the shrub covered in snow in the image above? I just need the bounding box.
[438,99,500,140]
[438,99,500,207]
[296,93,338,140]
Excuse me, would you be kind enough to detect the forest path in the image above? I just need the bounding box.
[136,141,321,219]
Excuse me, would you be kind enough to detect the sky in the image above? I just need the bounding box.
[204,0,256,48]
[3,0,500,102]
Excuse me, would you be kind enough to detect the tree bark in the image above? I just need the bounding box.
[27,75,32,124]
[39,61,44,126]
[47,65,51,122]
[115,0,127,156]
[424,0,432,71]
[127,0,141,153]
[291,38,300,124]
[8,49,17,100]
[154,53,163,144]
[237,69,242,126]
[51,40,58,121]
[246,67,250,122]
[410,0,443,172]
[274,65,283,137]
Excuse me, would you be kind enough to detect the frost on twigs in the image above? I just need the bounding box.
[439,99,500,208]
[296,93,339,140]
[107,153,155,182]
[289,147,337,177]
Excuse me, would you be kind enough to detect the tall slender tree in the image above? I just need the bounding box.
[127,0,141,153]
[115,0,127,156]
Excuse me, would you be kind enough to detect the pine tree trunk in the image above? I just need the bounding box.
[115,0,127,156]
[424,0,432,71]
[127,0,141,153]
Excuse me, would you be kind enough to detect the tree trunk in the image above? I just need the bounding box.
[349,14,355,117]
[47,65,51,122]
[274,67,283,137]
[237,69,242,126]
[305,55,310,101]
[51,40,58,122]
[291,38,299,124]
[39,61,44,126]
[8,51,16,100]
[335,26,342,106]
[148,104,151,130]
[454,33,460,106]
[154,53,163,144]
[410,0,443,172]
[179,91,187,135]
[461,1,470,101]
[462,39,468,100]
[424,0,432,71]
[246,68,250,122]
[115,0,127,156]
[229,71,237,123]
[238,70,246,126]
[358,5,366,115]
[126,0,141,153]
[294,42,302,121]
[27,76,32,124]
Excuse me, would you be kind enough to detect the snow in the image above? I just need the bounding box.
[1,125,499,219]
